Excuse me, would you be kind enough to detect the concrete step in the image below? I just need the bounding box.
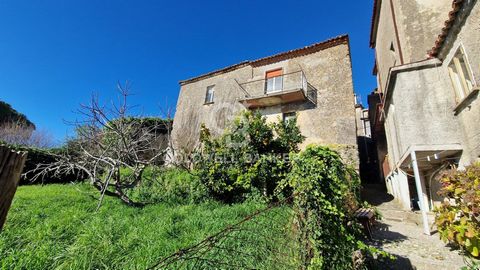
[378,208,406,222]
[378,207,436,227]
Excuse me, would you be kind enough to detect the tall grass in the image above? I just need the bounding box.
[0,184,294,269]
[124,167,208,204]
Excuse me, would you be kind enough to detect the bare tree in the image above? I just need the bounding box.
[29,128,55,148]
[28,83,172,208]
[0,121,54,148]
[0,121,33,145]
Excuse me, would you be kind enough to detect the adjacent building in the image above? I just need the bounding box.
[369,0,480,234]
[355,97,379,184]
[171,35,359,167]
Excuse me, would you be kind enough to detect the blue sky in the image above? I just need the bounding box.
[0,0,376,144]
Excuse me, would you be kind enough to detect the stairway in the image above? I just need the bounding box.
[361,184,436,226]
[361,184,465,270]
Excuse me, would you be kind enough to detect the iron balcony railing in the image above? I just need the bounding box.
[237,70,317,108]
[238,70,308,98]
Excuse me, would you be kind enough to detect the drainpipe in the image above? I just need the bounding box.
[411,151,430,235]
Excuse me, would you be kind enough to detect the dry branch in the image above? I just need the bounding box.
[26,83,172,208]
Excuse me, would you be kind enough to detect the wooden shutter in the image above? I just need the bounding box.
[266,69,283,78]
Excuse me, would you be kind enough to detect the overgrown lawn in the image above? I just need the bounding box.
[0,184,293,269]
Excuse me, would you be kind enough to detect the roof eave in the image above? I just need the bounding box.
[427,0,465,58]
[250,35,349,67]
[369,0,381,48]
[179,61,251,86]
[179,35,350,86]
[383,59,442,112]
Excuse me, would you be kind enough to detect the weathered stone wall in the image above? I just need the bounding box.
[172,42,358,167]
[171,65,252,153]
[385,65,463,167]
[373,0,479,209]
[438,0,480,164]
[374,0,451,92]
[395,0,452,62]
[375,0,401,93]
[254,44,357,148]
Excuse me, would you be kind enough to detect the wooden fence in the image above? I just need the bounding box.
[0,145,27,231]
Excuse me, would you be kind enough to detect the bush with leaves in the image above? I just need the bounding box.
[194,110,304,202]
[285,145,365,269]
[435,162,480,258]
[124,166,208,204]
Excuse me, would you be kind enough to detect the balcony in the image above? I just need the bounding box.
[237,70,316,109]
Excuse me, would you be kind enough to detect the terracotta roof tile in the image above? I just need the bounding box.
[250,35,349,67]
[428,0,464,58]
[179,35,349,85]
[179,61,250,86]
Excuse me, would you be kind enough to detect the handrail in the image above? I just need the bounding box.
[234,79,251,97]
[238,70,309,98]
[238,70,306,86]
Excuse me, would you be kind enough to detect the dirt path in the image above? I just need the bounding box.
[362,184,466,270]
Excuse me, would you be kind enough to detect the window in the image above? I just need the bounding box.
[265,69,283,93]
[205,85,215,104]
[448,46,475,102]
[283,112,296,123]
[389,42,395,53]
[390,42,397,66]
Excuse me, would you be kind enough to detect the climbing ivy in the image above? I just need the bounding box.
[195,114,388,268]
[286,145,364,269]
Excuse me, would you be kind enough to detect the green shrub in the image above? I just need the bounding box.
[286,145,363,269]
[435,162,480,258]
[194,110,304,203]
[124,167,208,204]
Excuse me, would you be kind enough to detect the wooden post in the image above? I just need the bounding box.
[0,145,27,231]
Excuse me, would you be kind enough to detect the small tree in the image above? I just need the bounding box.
[29,83,173,208]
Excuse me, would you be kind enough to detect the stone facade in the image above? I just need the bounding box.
[355,101,380,183]
[436,0,480,166]
[372,0,452,93]
[369,0,480,220]
[171,35,359,167]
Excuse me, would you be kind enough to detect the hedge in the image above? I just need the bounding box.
[1,142,84,185]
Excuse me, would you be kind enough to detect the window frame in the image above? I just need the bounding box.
[447,44,476,103]
[265,68,284,94]
[282,112,296,123]
[204,85,215,104]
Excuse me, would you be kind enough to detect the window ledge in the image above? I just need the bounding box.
[454,87,479,115]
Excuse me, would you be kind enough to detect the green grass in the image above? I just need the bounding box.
[0,184,296,269]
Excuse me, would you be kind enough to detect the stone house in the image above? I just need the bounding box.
[355,98,379,184]
[369,0,480,234]
[171,35,359,167]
